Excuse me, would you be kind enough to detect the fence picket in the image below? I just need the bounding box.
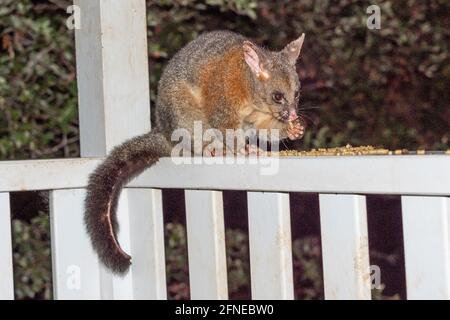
[50,189,102,299]
[128,188,167,299]
[0,192,14,300]
[74,0,153,300]
[185,190,228,299]
[247,192,294,300]
[74,0,151,156]
[402,196,450,299]
[319,194,371,300]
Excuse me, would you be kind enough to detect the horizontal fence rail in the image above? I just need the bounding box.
[0,158,100,192]
[1,155,449,195]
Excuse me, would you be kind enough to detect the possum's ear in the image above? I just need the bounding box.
[282,33,305,65]
[243,41,269,80]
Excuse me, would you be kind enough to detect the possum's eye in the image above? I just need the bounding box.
[294,90,300,99]
[272,91,285,104]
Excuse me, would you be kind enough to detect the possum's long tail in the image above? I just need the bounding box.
[84,132,172,275]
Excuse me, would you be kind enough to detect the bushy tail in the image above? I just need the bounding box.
[84,132,172,275]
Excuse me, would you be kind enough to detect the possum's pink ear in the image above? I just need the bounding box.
[282,33,305,65]
[243,41,269,80]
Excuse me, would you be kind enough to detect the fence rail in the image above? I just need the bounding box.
[1,156,449,195]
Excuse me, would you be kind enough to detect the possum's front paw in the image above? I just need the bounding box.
[287,119,305,140]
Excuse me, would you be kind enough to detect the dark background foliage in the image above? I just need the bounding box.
[0,0,448,299]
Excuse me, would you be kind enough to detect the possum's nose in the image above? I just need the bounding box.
[288,108,298,121]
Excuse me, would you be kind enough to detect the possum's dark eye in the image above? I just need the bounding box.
[294,90,300,99]
[272,91,284,104]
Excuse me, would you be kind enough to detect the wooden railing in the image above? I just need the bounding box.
[0,0,449,300]
[1,156,449,299]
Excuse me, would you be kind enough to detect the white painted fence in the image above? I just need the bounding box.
[0,0,449,300]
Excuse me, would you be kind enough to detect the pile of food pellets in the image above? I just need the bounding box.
[271,144,450,157]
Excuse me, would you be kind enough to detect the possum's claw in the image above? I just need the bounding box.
[287,119,305,140]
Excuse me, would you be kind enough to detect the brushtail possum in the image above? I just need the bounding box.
[85,30,306,274]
